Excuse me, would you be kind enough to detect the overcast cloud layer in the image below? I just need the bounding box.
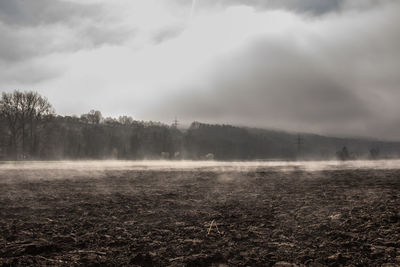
[1,0,399,140]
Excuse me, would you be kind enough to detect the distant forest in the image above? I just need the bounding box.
[1,90,400,160]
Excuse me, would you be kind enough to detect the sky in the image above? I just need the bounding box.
[0,0,399,140]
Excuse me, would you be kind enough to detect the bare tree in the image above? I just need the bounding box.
[118,115,133,125]
[81,110,103,124]
[0,91,22,158]
[0,90,54,159]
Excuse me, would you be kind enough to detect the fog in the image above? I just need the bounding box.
[1,160,400,177]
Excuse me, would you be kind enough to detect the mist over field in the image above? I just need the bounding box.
[3,159,400,173]
[1,159,400,265]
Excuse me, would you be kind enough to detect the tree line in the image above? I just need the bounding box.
[1,90,398,160]
[0,91,182,160]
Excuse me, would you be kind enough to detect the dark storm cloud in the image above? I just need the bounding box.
[159,38,370,130]
[0,0,101,26]
[154,1,400,139]
[175,0,396,16]
[205,0,341,15]
[0,0,132,64]
[0,0,135,88]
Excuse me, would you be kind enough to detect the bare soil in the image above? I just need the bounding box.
[0,167,400,266]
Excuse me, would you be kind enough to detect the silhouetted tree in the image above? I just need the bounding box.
[337,146,350,161]
[81,110,102,124]
[118,115,133,125]
[369,147,380,160]
[0,90,53,159]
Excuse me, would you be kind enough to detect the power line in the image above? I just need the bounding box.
[295,134,303,159]
[172,116,179,128]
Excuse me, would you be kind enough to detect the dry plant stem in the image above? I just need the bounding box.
[207,220,214,235]
[215,223,220,234]
[207,220,221,235]
[36,256,65,263]
[76,250,107,255]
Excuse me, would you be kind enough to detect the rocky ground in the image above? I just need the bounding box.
[0,167,399,266]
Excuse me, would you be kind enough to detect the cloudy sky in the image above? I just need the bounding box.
[1,0,399,139]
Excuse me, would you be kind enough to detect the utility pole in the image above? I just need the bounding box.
[296,134,303,160]
[172,116,179,129]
